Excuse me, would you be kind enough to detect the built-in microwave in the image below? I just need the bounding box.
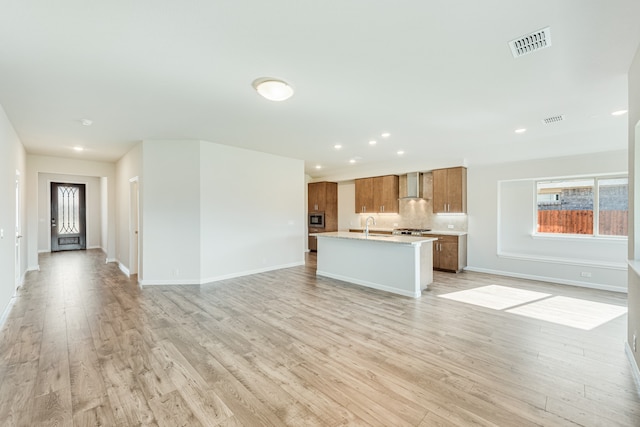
[309,212,325,228]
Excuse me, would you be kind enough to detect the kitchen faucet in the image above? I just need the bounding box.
[364,216,376,238]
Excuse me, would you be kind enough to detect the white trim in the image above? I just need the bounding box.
[87,245,101,250]
[0,296,17,328]
[497,251,627,270]
[531,233,627,242]
[118,262,130,277]
[38,249,50,254]
[27,265,40,272]
[105,258,117,263]
[464,265,627,293]
[139,262,305,287]
[625,342,640,395]
[316,270,420,298]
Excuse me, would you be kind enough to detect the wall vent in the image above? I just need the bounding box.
[542,115,564,124]
[509,27,551,58]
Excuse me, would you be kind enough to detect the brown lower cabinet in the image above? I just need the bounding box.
[426,234,467,273]
[309,227,323,251]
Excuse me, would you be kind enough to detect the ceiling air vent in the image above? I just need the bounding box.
[542,115,564,124]
[509,27,551,58]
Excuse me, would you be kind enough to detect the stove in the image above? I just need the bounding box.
[392,228,432,236]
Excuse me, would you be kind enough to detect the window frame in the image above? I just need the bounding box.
[533,174,628,239]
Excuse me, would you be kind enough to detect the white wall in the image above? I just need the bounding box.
[199,141,305,281]
[0,103,27,319]
[26,155,116,269]
[141,140,201,284]
[37,173,102,252]
[338,182,358,230]
[115,143,141,276]
[468,150,628,292]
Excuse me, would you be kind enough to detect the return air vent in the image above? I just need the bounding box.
[542,115,564,124]
[509,27,551,58]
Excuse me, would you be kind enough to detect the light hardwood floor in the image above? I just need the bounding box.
[0,249,639,426]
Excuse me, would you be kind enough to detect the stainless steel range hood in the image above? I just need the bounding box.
[400,172,423,199]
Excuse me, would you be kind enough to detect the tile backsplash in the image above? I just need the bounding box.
[355,172,468,232]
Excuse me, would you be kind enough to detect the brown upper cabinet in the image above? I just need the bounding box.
[308,181,337,213]
[355,175,399,213]
[432,167,467,213]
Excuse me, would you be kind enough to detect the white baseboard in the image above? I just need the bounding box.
[118,262,130,277]
[38,249,50,254]
[105,258,117,264]
[139,261,305,287]
[27,265,40,272]
[464,266,627,293]
[0,296,17,328]
[626,342,640,395]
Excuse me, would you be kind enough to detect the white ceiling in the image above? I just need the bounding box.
[1,1,639,180]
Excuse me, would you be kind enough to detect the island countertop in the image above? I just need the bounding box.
[311,231,437,246]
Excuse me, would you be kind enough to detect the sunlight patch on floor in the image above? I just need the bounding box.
[438,285,551,310]
[506,296,628,330]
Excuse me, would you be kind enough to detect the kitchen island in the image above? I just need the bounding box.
[312,231,437,298]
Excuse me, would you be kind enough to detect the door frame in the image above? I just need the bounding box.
[129,177,140,277]
[15,170,21,290]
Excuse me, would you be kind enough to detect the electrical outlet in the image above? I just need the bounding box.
[580,272,592,278]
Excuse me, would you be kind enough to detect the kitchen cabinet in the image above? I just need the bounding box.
[354,175,399,213]
[308,182,337,252]
[432,167,467,213]
[426,233,467,272]
[308,181,337,213]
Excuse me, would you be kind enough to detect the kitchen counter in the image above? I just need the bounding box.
[424,230,468,236]
[312,232,436,298]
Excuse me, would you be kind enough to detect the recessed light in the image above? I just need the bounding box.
[611,110,628,116]
[80,119,92,126]
[315,165,322,169]
[381,132,391,138]
[369,140,377,145]
[73,146,84,152]
[252,78,294,101]
[397,150,405,155]
[349,159,356,164]
[515,128,527,134]
[334,144,342,150]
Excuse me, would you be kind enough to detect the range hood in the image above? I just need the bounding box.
[401,172,424,199]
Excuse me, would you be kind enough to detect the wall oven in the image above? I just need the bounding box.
[309,212,325,228]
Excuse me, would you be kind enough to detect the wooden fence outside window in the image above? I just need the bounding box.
[537,210,627,236]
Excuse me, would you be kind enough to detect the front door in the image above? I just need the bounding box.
[51,182,86,251]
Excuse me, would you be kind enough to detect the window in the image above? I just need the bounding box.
[536,176,627,237]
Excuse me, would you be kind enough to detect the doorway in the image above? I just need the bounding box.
[51,182,86,251]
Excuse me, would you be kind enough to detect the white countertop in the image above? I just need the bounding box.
[346,228,467,236]
[423,230,468,236]
[312,231,437,246]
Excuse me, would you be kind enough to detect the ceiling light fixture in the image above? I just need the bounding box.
[369,140,377,145]
[611,109,628,116]
[334,144,342,150]
[315,165,322,169]
[397,150,405,155]
[80,119,92,126]
[515,128,527,134]
[73,146,84,152]
[252,78,294,101]
[349,159,356,164]
[381,132,391,138]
